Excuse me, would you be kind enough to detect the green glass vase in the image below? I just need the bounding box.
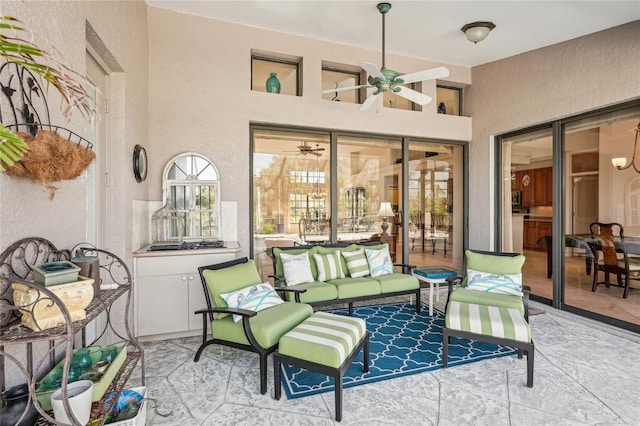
[265,72,281,94]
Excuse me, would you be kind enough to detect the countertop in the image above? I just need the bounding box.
[524,216,552,222]
[133,241,241,258]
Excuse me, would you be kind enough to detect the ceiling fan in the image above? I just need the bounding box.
[322,2,449,111]
[284,141,325,156]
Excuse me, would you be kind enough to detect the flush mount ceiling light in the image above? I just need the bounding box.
[611,120,640,173]
[461,21,496,44]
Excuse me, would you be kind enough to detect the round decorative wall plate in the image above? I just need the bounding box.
[133,144,147,183]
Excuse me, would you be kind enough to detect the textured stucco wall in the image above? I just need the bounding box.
[0,1,149,261]
[465,21,640,250]
[147,7,472,258]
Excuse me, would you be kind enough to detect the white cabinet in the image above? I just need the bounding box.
[133,245,240,340]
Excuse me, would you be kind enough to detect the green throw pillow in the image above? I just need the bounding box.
[313,251,345,281]
[342,248,369,278]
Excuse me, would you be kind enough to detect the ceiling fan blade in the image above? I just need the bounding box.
[321,84,371,94]
[359,62,385,80]
[359,93,380,111]
[395,86,433,106]
[397,67,450,85]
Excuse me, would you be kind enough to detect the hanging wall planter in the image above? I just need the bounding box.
[5,127,95,199]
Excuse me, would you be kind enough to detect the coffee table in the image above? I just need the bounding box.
[412,266,458,316]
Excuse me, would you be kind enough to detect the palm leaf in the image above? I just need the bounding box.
[0,124,29,172]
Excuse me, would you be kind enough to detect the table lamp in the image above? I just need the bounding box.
[378,202,395,236]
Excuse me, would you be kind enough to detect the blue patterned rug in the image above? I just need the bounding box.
[280,302,517,399]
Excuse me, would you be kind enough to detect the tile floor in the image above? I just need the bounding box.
[129,293,640,425]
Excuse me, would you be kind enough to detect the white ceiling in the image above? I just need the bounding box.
[146,0,639,67]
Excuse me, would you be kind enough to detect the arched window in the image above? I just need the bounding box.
[163,153,220,240]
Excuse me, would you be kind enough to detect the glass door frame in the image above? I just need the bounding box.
[250,123,470,266]
[495,99,640,333]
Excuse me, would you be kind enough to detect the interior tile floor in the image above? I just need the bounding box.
[130,294,640,425]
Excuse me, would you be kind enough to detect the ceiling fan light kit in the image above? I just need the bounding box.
[320,2,449,112]
[461,21,496,44]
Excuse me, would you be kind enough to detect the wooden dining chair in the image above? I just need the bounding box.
[590,222,624,239]
[591,237,640,298]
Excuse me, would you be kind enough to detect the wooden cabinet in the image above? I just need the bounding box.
[523,220,552,251]
[134,246,240,340]
[512,170,523,192]
[520,168,552,206]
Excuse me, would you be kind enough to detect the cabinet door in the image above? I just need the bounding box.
[512,171,523,192]
[545,167,553,204]
[533,168,548,205]
[523,221,537,249]
[537,222,553,241]
[137,274,189,337]
[188,275,208,331]
[521,172,533,206]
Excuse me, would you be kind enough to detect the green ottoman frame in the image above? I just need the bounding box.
[443,301,535,387]
[274,312,370,422]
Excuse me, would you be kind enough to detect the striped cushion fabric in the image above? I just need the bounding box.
[220,283,284,322]
[278,312,367,368]
[342,248,370,278]
[466,269,523,297]
[446,301,531,342]
[313,251,345,282]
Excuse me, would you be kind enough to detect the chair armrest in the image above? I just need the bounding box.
[274,286,307,303]
[269,274,285,285]
[522,285,531,321]
[394,263,416,273]
[445,275,462,296]
[194,307,257,318]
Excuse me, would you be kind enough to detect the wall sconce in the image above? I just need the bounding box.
[378,202,395,236]
[461,21,496,44]
[611,120,640,173]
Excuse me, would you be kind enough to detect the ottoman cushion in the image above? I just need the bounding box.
[278,312,367,368]
[445,301,531,343]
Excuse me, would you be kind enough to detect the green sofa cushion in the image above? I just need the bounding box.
[374,273,419,293]
[328,277,381,298]
[211,301,313,348]
[445,301,531,343]
[278,312,367,368]
[448,287,525,315]
[202,260,262,320]
[282,281,339,303]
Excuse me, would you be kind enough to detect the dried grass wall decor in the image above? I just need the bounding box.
[6,129,96,199]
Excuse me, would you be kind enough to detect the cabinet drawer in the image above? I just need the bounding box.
[135,252,236,276]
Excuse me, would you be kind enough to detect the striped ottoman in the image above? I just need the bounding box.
[274,311,369,422]
[442,301,535,387]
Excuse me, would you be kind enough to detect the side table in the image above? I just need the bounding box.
[412,266,458,316]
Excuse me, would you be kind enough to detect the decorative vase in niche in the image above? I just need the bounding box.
[437,102,447,114]
[265,72,281,94]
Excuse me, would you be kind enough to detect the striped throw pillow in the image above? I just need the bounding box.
[466,269,523,297]
[342,248,369,278]
[221,283,284,322]
[313,251,345,281]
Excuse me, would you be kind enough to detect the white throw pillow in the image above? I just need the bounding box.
[365,246,394,277]
[466,268,523,297]
[221,283,284,322]
[313,251,345,281]
[280,251,315,286]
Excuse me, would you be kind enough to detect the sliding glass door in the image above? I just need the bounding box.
[498,103,640,332]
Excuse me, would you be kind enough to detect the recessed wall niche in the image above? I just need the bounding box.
[251,50,302,96]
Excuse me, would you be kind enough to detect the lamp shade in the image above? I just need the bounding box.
[612,157,627,169]
[461,21,496,44]
[378,202,394,217]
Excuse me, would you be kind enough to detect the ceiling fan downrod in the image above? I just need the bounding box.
[377,2,391,70]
